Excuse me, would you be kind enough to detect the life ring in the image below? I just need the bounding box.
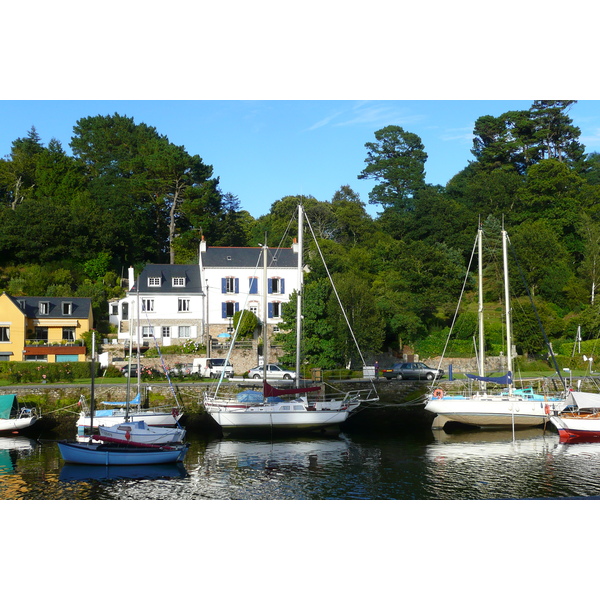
[433,388,444,399]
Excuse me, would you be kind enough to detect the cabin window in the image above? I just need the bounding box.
[294,405,303,410]
[141,298,154,312]
[281,406,290,411]
[39,301,50,315]
[62,302,73,315]
[172,277,185,287]
[148,277,161,287]
[0,327,9,342]
[178,298,190,312]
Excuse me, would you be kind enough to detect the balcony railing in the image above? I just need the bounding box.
[24,340,83,347]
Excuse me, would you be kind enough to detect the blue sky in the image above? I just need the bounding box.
[2,99,600,218]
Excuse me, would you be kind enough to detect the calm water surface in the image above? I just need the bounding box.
[3,428,600,500]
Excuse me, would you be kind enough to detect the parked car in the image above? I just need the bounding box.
[191,358,234,378]
[381,362,444,381]
[247,364,296,380]
[121,364,161,379]
[168,363,193,377]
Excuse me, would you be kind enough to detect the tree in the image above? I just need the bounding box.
[358,125,427,210]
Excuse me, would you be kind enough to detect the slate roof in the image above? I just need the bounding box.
[132,264,204,294]
[13,296,92,320]
[201,247,297,269]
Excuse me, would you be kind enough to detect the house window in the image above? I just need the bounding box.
[172,277,185,287]
[142,326,153,339]
[178,326,191,338]
[62,302,73,316]
[39,301,50,315]
[178,298,190,312]
[62,327,76,341]
[110,304,118,316]
[148,277,161,287]
[268,302,282,318]
[25,355,47,362]
[223,277,238,293]
[0,327,9,342]
[223,302,237,318]
[162,326,171,338]
[269,278,284,294]
[141,298,154,312]
[34,327,48,341]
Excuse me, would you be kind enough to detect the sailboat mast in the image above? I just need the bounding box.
[295,204,303,387]
[477,224,485,390]
[262,237,268,380]
[502,228,513,389]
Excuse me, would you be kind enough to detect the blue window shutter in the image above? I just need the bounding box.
[221,303,227,318]
[268,278,273,294]
[249,278,258,294]
[235,302,239,312]
[268,303,273,318]
[235,278,239,293]
[221,278,227,293]
[280,279,285,294]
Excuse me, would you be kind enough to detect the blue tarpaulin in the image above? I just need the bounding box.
[466,371,512,385]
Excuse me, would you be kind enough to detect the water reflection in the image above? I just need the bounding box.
[60,462,188,482]
[0,436,38,475]
[424,428,563,499]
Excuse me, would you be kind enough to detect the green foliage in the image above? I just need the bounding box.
[233,309,258,339]
[0,360,96,384]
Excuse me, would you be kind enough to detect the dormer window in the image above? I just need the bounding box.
[148,277,161,287]
[172,277,185,287]
[62,302,73,316]
[39,301,50,315]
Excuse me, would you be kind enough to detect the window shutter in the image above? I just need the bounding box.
[235,302,240,312]
[280,279,285,294]
[249,278,258,294]
[235,278,239,293]
[268,278,273,294]
[268,303,273,318]
[221,278,227,293]
[221,303,227,318]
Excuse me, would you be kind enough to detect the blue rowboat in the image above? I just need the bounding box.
[57,441,189,465]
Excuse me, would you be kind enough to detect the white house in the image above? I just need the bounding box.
[109,239,300,347]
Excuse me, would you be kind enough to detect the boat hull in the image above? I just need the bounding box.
[57,441,189,465]
[206,407,350,430]
[97,422,186,444]
[425,396,565,429]
[0,416,37,433]
[550,414,600,442]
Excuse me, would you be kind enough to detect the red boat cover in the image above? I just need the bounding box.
[263,381,321,397]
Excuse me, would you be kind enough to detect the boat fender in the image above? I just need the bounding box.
[433,389,444,399]
[172,408,179,417]
[125,430,131,440]
[544,403,551,415]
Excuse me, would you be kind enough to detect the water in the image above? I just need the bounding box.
[3,427,600,500]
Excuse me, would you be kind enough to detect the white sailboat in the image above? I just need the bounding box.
[203,204,378,431]
[424,224,567,429]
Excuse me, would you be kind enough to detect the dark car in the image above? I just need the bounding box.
[381,362,444,381]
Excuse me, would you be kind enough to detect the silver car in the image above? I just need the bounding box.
[248,364,296,380]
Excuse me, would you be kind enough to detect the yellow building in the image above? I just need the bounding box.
[0,293,93,363]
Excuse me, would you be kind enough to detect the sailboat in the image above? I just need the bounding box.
[76,288,183,435]
[58,332,189,465]
[0,394,38,434]
[203,204,379,432]
[424,224,567,429]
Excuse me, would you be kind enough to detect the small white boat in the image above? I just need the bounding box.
[0,394,38,433]
[550,391,600,442]
[97,420,186,445]
[57,440,189,465]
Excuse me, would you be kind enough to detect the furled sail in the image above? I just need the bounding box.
[465,372,512,385]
